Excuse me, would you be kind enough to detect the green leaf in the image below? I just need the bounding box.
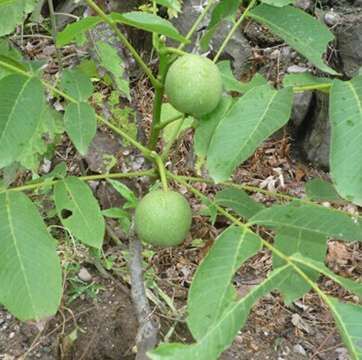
[95,41,130,100]
[217,61,268,93]
[0,75,44,168]
[0,39,23,80]
[107,179,138,209]
[194,96,232,158]
[188,226,262,339]
[207,86,293,182]
[110,12,188,43]
[330,76,362,206]
[0,0,39,36]
[64,102,96,156]
[16,105,64,173]
[0,191,62,320]
[161,104,193,146]
[149,265,290,360]
[54,177,105,248]
[200,0,240,50]
[305,178,341,202]
[249,201,362,242]
[249,4,337,75]
[102,207,129,219]
[215,187,264,219]
[155,0,181,12]
[261,0,293,6]
[56,16,102,47]
[326,297,362,360]
[283,72,331,89]
[291,254,362,299]
[60,69,93,102]
[273,229,327,303]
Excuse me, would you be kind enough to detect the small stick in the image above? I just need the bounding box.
[128,221,159,359]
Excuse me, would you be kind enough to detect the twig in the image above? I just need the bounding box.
[213,0,257,63]
[128,221,158,359]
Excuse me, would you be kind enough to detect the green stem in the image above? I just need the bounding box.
[1,170,155,194]
[154,153,169,191]
[213,0,257,63]
[168,172,336,314]
[178,0,217,51]
[0,59,155,159]
[162,47,188,57]
[161,116,185,161]
[84,0,162,90]
[293,83,332,93]
[47,0,63,70]
[148,51,169,149]
[170,173,361,220]
[155,114,183,130]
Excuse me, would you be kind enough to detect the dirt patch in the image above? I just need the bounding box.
[0,278,137,360]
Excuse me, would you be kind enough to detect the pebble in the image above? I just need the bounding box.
[336,347,349,360]
[270,49,280,59]
[324,11,340,26]
[295,0,312,10]
[293,344,307,356]
[78,267,92,282]
[40,158,52,174]
[287,65,309,73]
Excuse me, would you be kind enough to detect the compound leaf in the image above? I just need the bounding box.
[249,4,337,75]
[0,191,62,320]
[330,76,362,206]
[187,226,262,339]
[95,41,130,100]
[60,69,93,102]
[54,177,105,248]
[305,178,341,202]
[326,297,362,360]
[149,265,290,360]
[215,187,264,219]
[291,254,362,299]
[0,75,44,168]
[250,201,362,242]
[110,12,187,43]
[273,229,327,303]
[0,0,39,36]
[194,96,232,158]
[56,16,102,47]
[64,102,96,156]
[207,86,293,182]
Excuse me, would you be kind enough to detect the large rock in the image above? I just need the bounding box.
[336,14,362,77]
[170,0,252,77]
[293,6,362,170]
[301,93,330,169]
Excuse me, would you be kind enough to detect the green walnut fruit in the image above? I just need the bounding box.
[164,54,223,118]
[135,190,192,247]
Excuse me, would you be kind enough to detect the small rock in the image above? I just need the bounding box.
[9,332,15,339]
[287,65,309,73]
[295,0,312,10]
[78,267,92,282]
[130,156,145,171]
[43,45,56,56]
[291,313,311,333]
[324,11,340,26]
[336,347,349,360]
[270,49,281,59]
[293,344,307,356]
[40,158,52,174]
